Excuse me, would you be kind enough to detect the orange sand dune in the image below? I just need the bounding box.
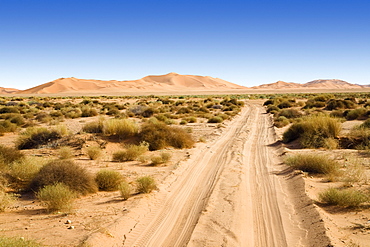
[18,73,247,94]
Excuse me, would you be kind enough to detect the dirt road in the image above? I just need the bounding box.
[86,103,329,247]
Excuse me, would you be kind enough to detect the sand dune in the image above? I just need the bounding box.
[17,73,247,94]
[0,87,20,94]
[252,79,366,90]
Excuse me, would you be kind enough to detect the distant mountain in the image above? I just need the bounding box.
[252,79,366,90]
[17,73,247,94]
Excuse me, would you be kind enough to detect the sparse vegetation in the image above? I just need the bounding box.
[31,160,97,195]
[16,126,68,149]
[0,236,41,247]
[150,152,172,165]
[136,176,157,194]
[112,143,148,162]
[103,119,139,139]
[0,191,17,212]
[95,169,123,191]
[285,153,340,175]
[86,146,103,160]
[319,187,369,208]
[36,183,76,212]
[58,146,73,160]
[118,181,131,200]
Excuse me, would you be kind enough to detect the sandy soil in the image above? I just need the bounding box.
[82,103,329,247]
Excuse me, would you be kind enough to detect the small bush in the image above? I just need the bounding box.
[0,120,17,134]
[360,118,370,129]
[86,146,102,160]
[278,109,302,119]
[346,108,367,120]
[151,152,172,165]
[348,128,370,150]
[207,116,223,123]
[319,188,369,207]
[95,169,123,191]
[82,118,105,133]
[0,145,24,165]
[136,176,156,194]
[118,181,131,200]
[0,191,17,212]
[285,153,340,175]
[31,160,97,195]
[58,146,73,160]
[0,236,41,247]
[283,115,341,148]
[36,183,76,212]
[140,122,195,150]
[112,143,148,162]
[274,116,290,128]
[16,126,67,149]
[103,119,139,139]
[81,107,98,117]
[8,157,45,191]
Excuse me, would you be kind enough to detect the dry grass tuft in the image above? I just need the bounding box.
[36,183,76,212]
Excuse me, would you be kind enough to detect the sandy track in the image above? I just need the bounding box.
[86,103,327,247]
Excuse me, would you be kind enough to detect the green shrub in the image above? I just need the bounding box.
[274,116,290,128]
[0,120,17,134]
[95,169,123,191]
[346,108,367,120]
[16,126,67,149]
[86,146,102,160]
[151,152,172,165]
[136,176,156,194]
[82,118,105,133]
[112,143,148,162]
[207,116,223,123]
[36,183,76,212]
[277,101,292,109]
[81,107,98,117]
[0,236,41,247]
[278,109,302,119]
[8,157,45,191]
[103,119,139,139]
[285,153,340,175]
[0,191,17,212]
[140,122,195,150]
[0,145,24,165]
[31,160,97,195]
[319,188,369,207]
[58,146,73,160]
[118,181,131,200]
[283,115,341,148]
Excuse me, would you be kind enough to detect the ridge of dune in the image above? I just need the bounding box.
[251,80,302,89]
[17,73,247,94]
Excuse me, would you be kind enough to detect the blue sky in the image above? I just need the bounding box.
[1,0,369,89]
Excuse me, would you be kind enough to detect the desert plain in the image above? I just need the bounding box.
[0,73,370,247]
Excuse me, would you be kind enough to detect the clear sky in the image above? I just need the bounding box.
[1,0,369,89]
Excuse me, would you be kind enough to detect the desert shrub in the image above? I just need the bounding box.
[184,116,197,123]
[0,145,24,165]
[303,100,326,109]
[112,143,148,162]
[0,120,17,134]
[274,116,290,128]
[8,157,46,191]
[30,160,97,195]
[323,138,339,150]
[103,119,139,139]
[8,114,25,126]
[346,108,367,120]
[348,128,370,149]
[278,109,302,119]
[81,107,98,117]
[277,101,292,109]
[266,105,280,114]
[0,236,41,247]
[118,181,131,200]
[179,120,188,125]
[136,176,156,194]
[283,115,341,148]
[360,118,370,129]
[82,118,105,133]
[95,169,123,191]
[285,153,340,175]
[151,152,172,165]
[16,126,67,149]
[50,110,64,118]
[329,110,344,118]
[325,99,356,110]
[86,146,102,160]
[319,188,369,207]
[0,106,19,114]
[58,146,73,160]
[140,122,195,150]
[62,107,82,119]
[36,183,76,212]
[0,191,17,212]
[208,116,223,123]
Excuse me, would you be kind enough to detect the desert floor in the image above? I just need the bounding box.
[1,99,370,246]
